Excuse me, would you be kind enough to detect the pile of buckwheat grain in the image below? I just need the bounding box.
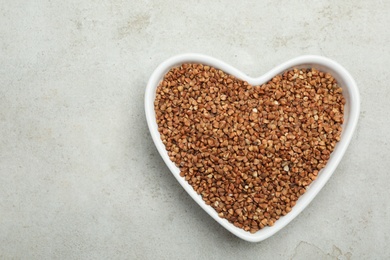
[154,64,345,233]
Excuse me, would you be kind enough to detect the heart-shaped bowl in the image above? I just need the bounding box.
[145,54,360,242]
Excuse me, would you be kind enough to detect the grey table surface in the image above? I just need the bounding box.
[1,0,389,259]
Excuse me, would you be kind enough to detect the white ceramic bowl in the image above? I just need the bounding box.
[145,54,360,242]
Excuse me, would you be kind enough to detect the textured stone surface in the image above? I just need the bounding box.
[0,0,389,259]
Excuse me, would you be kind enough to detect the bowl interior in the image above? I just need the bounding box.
[145,54,359,242]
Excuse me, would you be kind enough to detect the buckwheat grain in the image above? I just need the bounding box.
[154,64,345,233]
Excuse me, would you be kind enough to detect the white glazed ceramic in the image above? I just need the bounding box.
[145,54,360,242]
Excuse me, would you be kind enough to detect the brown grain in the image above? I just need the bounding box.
[154,64,345,233]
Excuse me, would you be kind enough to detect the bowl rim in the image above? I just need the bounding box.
[145,53,360,242]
